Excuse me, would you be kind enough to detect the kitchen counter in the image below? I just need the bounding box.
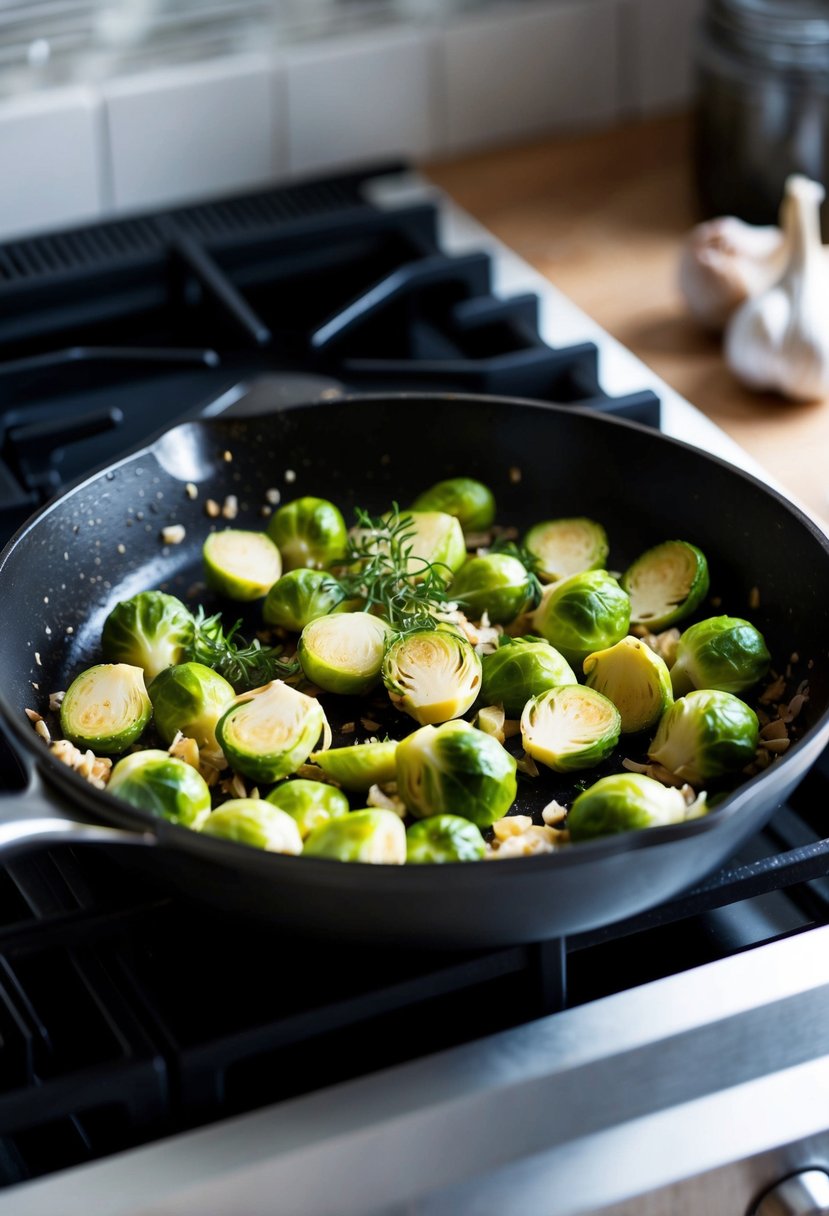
[424,113,829,527]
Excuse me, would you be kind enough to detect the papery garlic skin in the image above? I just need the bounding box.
[725,176,829,402]
[679,216,786,330]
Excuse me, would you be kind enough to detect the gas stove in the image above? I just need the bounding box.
[1,164,828,1216]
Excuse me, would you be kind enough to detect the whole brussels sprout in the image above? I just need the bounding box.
[216,679,327,783]
[406,815,486,863]
[310,739,398,791]
[568,772,706,841]
[396,720,517,828]
[60,664,152,754]
[203,529,282,601]
[383,628,482,725]
[107,749,211,828]
[523,517,608,584]
[481,636,576,718]
[622,540,710,631]
[304,809,406,864]
[298,612,390,695]
[410,478,496,532]
[520,685,621,773]
[648,689,759,785]
[450,554,534,625]
[266,778,350,839]
[262,569,345,631]
[532,570,630,666]
[102,591,194,682]
[201,799,303,854]
[669,616,771,696]
[352,510,466,583]
[266,496,347,571]
[583,636,673,734]
[148,661,235,750]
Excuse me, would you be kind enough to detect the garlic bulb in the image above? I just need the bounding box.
[725,175,829,402]
[679,216,786,330]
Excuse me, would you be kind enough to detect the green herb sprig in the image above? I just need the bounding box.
[187,608,300,692]
[489,536,545,609]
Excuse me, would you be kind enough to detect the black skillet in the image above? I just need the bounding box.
[0,391,828,950]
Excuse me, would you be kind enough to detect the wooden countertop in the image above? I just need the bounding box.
[423,113,829,526]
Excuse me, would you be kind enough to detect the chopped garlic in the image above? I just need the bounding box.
[185,482,199,500]
[366,783,407,817]
[161,524,186,545]
[492,815,533,840]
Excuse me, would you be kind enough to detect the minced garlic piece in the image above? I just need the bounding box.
[541,800,567,826]
[161,525,186,545]
[492,815,533,841]
[366,783,407,818]
[205,499,221,518]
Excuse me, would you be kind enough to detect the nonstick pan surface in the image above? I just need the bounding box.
[0,391,828,949]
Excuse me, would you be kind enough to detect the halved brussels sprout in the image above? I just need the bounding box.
[480,635,576,718]
[396,720,517,828]
[669,616,771,696]
[201,798,303,854]
[520,685,621,773]
[382,629,482,725]
[524,517,608,583]
[298,612,390,695]
[410,478,496,532]
[266,496,347,571]
[262,569,345,631]
[203,529,282,601]
[310,739,398,792]
[60,664,152,754]
[303,809,406,864]
[266,778,351,839]
[148,661,235,750]
[102,591,194,682]
[450,554,533,625]
[532,570,630,666]
[622,540,710,631]
[406,815,487,863]
[648,689,759,785]
[107,748,211,828]
[583,636,673,734]
[216,680,328,783]
[567,772,705,841]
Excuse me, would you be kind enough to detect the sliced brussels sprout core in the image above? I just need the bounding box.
[298,612,390,695]
[303,809,406,864]
[201,799,303,854]
[532,570,630,666]
[648,689,759,785]
[148,661,235,750]
[382,629,482,725]
[520,685,621,773]
[396,720,517,828]
[266,779,351,839]
[310,739,398,792]
[203,530,282,601]
[216,680,328,783]
[406,815,487,863]
[266,496,347,571]
[450,554,533,625]
[60,663,152,754]
[669,615,771,696]
[410,478,496,532]
[107,749,211,828]
[481,635,576,718]
[262,569,345,631]
[567,772,703,841]
[102,591,194,682]
[583,636,673,734]
[524,517,608,583]
[622,540,710,630]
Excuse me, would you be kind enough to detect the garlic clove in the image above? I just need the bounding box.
[678,216,787,330]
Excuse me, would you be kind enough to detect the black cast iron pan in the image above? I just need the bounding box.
[0,390,828,949]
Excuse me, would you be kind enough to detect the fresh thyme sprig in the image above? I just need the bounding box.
[489,536,545,609]
[187,608,300,692]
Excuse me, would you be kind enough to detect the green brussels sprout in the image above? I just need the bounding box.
[523,517,608,583]
[449,554,533,624]
[262,569,345,631]
[396,720,517,828]
[382,629,482,725]
[303,809,406,864]
[622,540,710,630]
[147,661,235,750]
[669,615,771,696]
[582,636,673,734]
[216,679,328,783]
[352,510,466,583]
[310,739,398,791]
[648,689,759,785]
[410,478,496,532]
[480,635,576,718]
[298,612,391,695]
[520,685,621,773]
[203,529,282,600]
[567,772,706,841]
[102,591,194,682]
[406,815,486,863]
[201,798,303,854]
[107,748,211,828]
[266,496,347,571]
[60,663,152,754]
[266,778,351,839]
[532,569,630,666]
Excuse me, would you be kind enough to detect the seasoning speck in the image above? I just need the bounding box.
[221,495,239,521]
[508,466,522,484]
[260,505,272,518]
[66,626,74,635]
[185,482,198,500]
[749,586,761,610]
[265,488,281,505]
[117,543,126,555]
[44,626,51,636]
[161,525,186,545]
[285,469,296,483]
[205,499,221,518]
[223,450,233,463]
[34,652,42,666]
